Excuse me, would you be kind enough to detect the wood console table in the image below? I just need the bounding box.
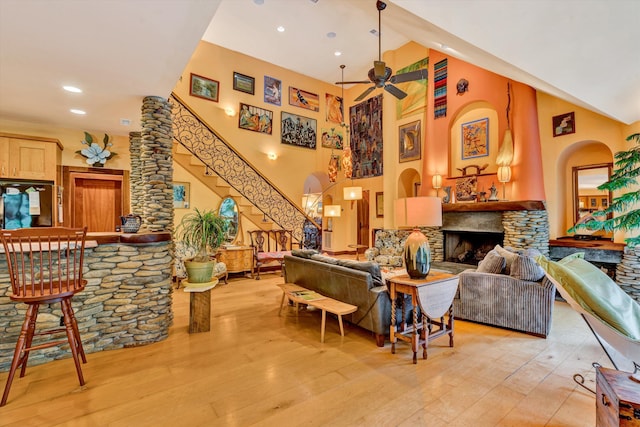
[218,246,253,276]
[388,272,459,364]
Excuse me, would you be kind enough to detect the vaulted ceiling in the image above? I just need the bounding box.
[1,0,638,137]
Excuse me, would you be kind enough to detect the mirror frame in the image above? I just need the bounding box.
[572,162,613,230]
[218,196,239,245]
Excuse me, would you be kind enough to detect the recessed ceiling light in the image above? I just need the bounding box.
[253,0,264,4]
[70,109,86,115]
[327,32,336,38]
[63,85,82,93]
[277,26,285,32]
[334,51,342,56]
[370,29,379,37]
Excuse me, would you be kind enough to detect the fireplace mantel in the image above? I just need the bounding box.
[443,200,545,213]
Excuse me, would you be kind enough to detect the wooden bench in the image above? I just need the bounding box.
[248,229,296,279]
[278,283,357,343]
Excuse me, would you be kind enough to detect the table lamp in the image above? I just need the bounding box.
[497,166,512,201]
[323,204,341,232]
[395,197,443,279]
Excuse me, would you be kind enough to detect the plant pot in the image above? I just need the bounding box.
[184,260,215,283]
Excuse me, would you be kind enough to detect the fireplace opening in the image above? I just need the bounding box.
[444,231,504,265]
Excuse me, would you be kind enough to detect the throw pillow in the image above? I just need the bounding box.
[310,254,340,265]
[558,252,585,264]
[476,250,506,274]
[336,259,385,288]
[510,255,545,281]
[494,244,519,274]
[291,248,319,259]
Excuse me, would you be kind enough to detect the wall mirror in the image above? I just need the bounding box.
[219,196,239,245]
[573,163,613,237]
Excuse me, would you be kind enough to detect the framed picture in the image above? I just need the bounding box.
[238,103,273,134]
[461,117,489,160]
[326,93,343,123]
[233,72,255,95]
[601,197,609,208]
[553,112,575,137]
[590,197,598,208]
[375,192,384,218]
[189,73,219,102]
[321,127,344,149]
[399,120,421,163]
[288,86,319,112]
[281,111,317,149]
[264,75,281,106]
[173,182,190,209]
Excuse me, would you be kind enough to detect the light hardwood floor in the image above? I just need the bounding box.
[0,271,609,426]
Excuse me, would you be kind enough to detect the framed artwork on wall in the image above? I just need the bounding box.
[238,103,273,134]
[552,111,575,137]
[321,127,344,149]
[326,93,343,123]
[288,86,319,112]
[173,182,190,209]
[375,192,384,218]
[461,117,489,160]
[281,111,317,149]
[264,75,281,106]
[189,73,219,102]
[398,120,421,163]
[233,72,255,95]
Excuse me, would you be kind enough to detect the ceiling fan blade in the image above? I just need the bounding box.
[384,84,407,99]
[390,68,428,84]
[335,80,372,85]
[374,61,386,79]
[355,86,376,102]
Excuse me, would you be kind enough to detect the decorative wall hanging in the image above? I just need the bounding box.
[281,111,317,149]
[321,128,344,149]
[238,103,273,134]
[398,120,421,163]
[233,72,255,95]
[342,146,353,179]
[173,182,190,209]
[328,155,340,182]
[288,87,319,112]
[456,78,469,95]
[325,93,343,123]
[455,176,477,202]
[461,118,489,160]
[433,59,448,118]
[395,57,429,119]
[552,112,575,137]
[264,75,282,106]
[350,94,383,178]
[77,131,116,167]
[189,73,219,102]
[375,192,384,218]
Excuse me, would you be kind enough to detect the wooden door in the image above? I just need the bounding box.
[357,190,370,250]
[70,173,123,232]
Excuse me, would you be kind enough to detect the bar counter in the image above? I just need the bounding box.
[0,231,173,372]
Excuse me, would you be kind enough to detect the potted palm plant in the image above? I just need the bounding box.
[175,208,229,283]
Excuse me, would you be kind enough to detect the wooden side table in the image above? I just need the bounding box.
[596,366,640,426]
[218,246,253,277]
[183,279,218,333]
[388,272,459,364]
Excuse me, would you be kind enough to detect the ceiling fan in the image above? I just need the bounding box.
[335,0,427,102]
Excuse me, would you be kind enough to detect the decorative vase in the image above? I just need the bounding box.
[443,186,452,203]
[403,229,431,279]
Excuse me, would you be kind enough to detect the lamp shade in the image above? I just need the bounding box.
[343,186,362,200]
[432,174,443,190]
[324,205,341,217]
[395,197,443,279]
[497,166,512,183]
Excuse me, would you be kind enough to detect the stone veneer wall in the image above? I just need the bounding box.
[0,240,173,372]
[141,96,174,233]
[617,245,640,303]
[129,131,143,215]
[502,210,550,256]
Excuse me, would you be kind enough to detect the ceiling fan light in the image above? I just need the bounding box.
[374,61,386,78]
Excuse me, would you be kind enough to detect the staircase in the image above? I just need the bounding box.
[170,92,319,245]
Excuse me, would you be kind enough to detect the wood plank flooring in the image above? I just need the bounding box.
[0,271,610,426]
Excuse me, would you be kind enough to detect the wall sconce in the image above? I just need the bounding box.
[224,107,235,116]
[343,186,362,200]
[323,204,341,232]
[432,174,442,197]
[267,152,277,160]
[497,166,512,201]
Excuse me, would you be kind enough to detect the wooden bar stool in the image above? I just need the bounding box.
[0,227,88,407]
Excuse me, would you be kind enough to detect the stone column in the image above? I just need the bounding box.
[140,96,174,232]
[502,210,550,256]
[617,245,640,303]
[129,131,143,215]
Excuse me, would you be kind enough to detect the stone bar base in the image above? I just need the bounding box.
[617,245,640,303]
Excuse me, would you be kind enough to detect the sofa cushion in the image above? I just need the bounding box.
[537,254,640,340]
[510,255,545,281]
[291,248,319,259]
[494,244,519,274]
[336,259,385,288]
[310,253,340,265]
[476,250,506,274]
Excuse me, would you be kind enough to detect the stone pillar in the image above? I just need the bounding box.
[617,245,640,303]
[140,96,174,232]
[502,210,550,256]
[129,131,143,215]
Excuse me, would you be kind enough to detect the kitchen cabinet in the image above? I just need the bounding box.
[0,133,62,181]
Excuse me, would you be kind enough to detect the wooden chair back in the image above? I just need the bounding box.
[0,227,88,302]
